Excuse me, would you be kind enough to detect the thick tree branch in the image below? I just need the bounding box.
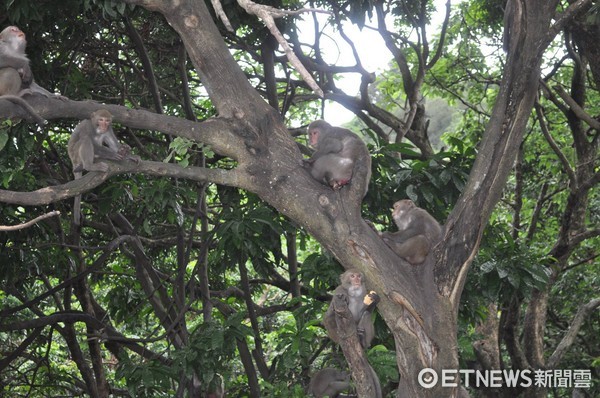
[0,160,245,206]
[0,96,245,159]
[547,298,600,368]
[553,85,600,131]
[0,311,106,332]
[549,0,593,38]
[439,0,562,310]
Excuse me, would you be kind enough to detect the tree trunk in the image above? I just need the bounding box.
[120,0,586,396]
[0,0,588,396]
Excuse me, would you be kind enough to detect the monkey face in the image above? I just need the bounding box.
[308,128,319,147]
[11,27,25,41]
[392,199,414,219]
[347,272,362,287]
[91,110,113,133]
[95,117,111,133]
[1,26,26,49]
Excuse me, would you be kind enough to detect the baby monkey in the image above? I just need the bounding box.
[68,109,140,225]
[380,199,442,265]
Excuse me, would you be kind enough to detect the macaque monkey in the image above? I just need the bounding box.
[0,26,46,126]
[304,120,371,196]
[380,199,442,265]
[308,368,351,398]
[323,269,379,349]
[68,109,140,225]
[205,373,224,398]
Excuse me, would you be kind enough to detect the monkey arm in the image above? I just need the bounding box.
[0,55,29,71]
[94,146,125,161]
[118,144,141,163]
[362,291,380,313]
[17,64,32,87]
[20,81,59,98]
[394,223,427,241]
[102,130,122,152]
[310,136,344,159]
[329,292,358,341]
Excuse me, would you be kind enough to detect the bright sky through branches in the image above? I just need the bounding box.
[297,0,455,125]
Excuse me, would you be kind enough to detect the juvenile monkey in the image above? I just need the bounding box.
[304,120,371,196]
[380,199,442,265]
[68,109,140,225]
[308,368,351,398]
[0,26,46,126]
[323,269,379,349]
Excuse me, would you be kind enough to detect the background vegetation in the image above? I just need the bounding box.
[0,0,598,397]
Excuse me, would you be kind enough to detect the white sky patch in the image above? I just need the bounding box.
[294,0,457,125]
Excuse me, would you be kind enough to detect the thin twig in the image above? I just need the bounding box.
[0,210,61,232]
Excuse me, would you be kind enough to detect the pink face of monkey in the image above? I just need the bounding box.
[308,127,320,147]
[96,116,111,133]
[91,110,113,134]
[1,26,26,50]
[345,271,362,288]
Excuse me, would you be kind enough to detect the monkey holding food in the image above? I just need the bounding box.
[68,109,140,225]
[323,269,379,350]
[308,367,351,398]
[380,199,442,265]
[303,120,371,197]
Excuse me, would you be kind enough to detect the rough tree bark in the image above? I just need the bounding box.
[0,0,593,396]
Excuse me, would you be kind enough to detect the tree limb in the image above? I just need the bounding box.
[0,210,61,231]
[553,85,600,131]
[547,298,600,368]
[534,102,577,187]
[237,0,327,97]
[0,160,246,206]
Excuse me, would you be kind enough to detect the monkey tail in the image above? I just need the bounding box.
[368,363,382,398]
[0,94,47,127]
[73,171,82,226]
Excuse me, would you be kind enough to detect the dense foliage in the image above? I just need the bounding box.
[0,0,598,397]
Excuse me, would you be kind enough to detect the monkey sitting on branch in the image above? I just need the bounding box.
[303,120,371,197]
[68,109,140,225]
[0,26,64,126]
[380,199,442,265]
[323,269,382,397]
[323,269,380,350]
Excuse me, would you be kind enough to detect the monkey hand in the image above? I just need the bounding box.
[302,158,315,166]
[363,291,380,310]
[116,144,131,160]
[18,65,33,86]
[331,177,351,190]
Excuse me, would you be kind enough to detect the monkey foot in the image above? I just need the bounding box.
[331,179,350,190]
